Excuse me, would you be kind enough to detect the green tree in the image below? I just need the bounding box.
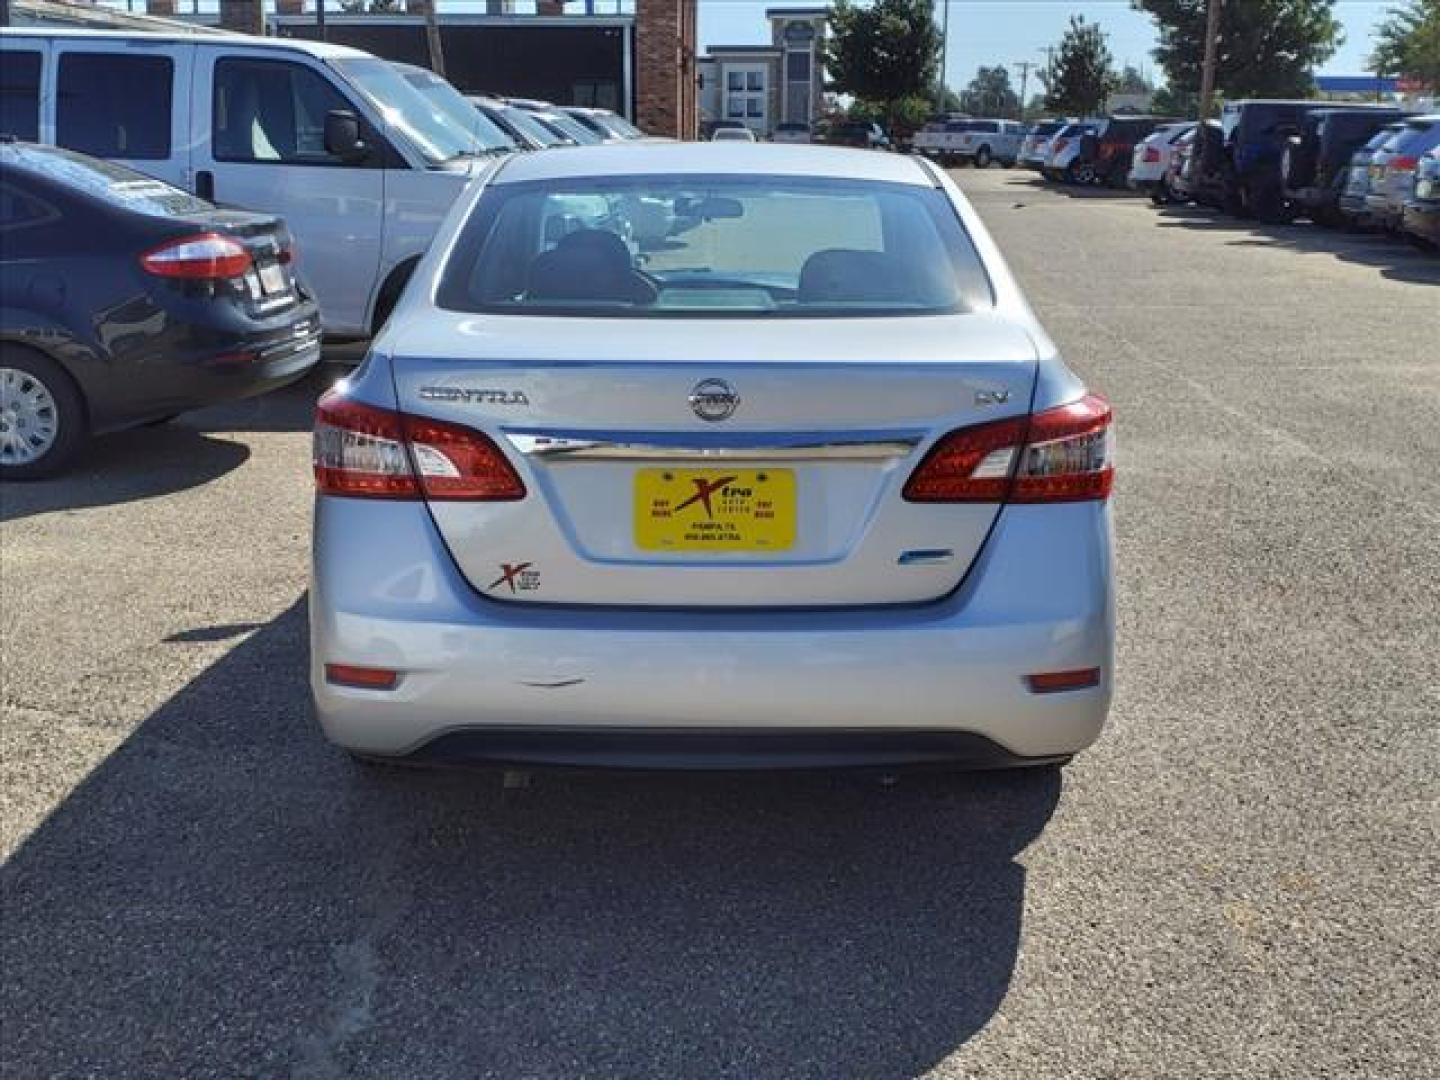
[1370,0,1440,90]
[1043,16,1117,116]
[929,83,963,114]
[960,65,1020,117]
[1134,0,1343,100]
[824,0,942,129]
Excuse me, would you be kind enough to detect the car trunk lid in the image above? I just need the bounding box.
[388,312,1039,607]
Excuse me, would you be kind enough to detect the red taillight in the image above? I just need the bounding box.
[903,394,1114,504]
[1143,147,1162,163]
[1390,155,1419,172]
[313,390,525,501]
[140,232,252,280]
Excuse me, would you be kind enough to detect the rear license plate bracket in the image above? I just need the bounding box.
[634,468,796,553]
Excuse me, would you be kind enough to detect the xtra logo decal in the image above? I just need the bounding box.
[488,562,541,593]
[671,475,738,520]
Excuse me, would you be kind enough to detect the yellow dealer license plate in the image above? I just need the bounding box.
[635,468,796,552]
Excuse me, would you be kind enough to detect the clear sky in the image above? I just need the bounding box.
[698,1,1394,90]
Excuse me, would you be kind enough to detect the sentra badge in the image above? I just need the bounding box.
[419,387,529,405]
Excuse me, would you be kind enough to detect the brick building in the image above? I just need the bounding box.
[633,0,698,140]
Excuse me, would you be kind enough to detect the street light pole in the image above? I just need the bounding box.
[937,0,950,114]
[1013,61,1035,120]
[1198,0,1223,120]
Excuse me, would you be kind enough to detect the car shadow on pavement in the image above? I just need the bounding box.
[1155,206,1440,286]
[1,597,1062,1079]
[184,360,350,436]
[0,424,251,523]
[1002,175,1142,200]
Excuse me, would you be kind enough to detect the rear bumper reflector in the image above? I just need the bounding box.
[325,663,401,690]
[1026,668,1102,694]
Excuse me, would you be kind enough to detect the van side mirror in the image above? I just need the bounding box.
[324,110,368,163]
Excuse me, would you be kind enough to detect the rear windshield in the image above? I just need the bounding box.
[437,175,993,318]
[2,144,209,216]
[1391,121,1440,154]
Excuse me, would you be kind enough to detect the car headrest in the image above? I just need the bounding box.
[797,249,913,304]
[527,228,656,305]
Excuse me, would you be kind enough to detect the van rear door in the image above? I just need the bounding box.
[48,36,191,191]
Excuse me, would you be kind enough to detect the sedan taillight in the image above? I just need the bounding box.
[313,391,525,501]
[140,232,252,280]
[1143,147,1162,163]
[903,394,1114,504]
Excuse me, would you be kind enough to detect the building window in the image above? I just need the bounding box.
[746,71,764,92]
[786,51,811,82]
[746,98,763,118]
[727,71,744,92]
[573,79,619,111]
[727,95,745,119]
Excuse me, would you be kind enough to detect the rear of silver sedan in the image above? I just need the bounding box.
[309,145,1114,770]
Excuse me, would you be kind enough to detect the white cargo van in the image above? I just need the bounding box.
[0,28,504,337]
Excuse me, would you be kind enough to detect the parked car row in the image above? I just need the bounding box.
[1019,116,1181,186]
[0,26,660,477]
[1157,102,1440,247]
[1018,98,1439,251]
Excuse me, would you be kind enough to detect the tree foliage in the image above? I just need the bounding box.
[960,65,1020,117]
[1043,16,1117,116]
[1134,0,1343,100]
[1370,0,1440,89]
[1117,65,1155,94]
[824,0,941,125]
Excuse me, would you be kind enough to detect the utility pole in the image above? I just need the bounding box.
[422,0,446,79]
[936,0,951,114]
[316,0,326,42]
[1013,61,1035,120]
[1198,0,1223,120]
[0,0,10,29]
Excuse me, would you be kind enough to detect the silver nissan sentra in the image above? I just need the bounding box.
[310,143,1114,770]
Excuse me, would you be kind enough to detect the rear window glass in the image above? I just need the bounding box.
[1392,122,1440,154]
[438,175,993,318]
[0,50,42,141]
[5,144,208,217]
[57,53,173,160]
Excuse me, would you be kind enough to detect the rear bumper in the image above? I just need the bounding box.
[91,302,323,431]
[402,728,1069,771]
[310,498,1115,765]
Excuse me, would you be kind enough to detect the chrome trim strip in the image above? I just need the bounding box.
[505,433,922,462]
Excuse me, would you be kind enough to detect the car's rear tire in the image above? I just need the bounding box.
[0,348,87,480]
[975,145,992,169]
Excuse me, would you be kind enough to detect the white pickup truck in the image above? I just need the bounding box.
[912,119,1025,168]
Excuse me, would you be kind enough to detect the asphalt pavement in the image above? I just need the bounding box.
[1,168,1437,1078]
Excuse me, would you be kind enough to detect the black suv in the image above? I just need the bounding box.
[1219,100,1319,220]
[1282,107,1409,225]
[1219,100,1396,222]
